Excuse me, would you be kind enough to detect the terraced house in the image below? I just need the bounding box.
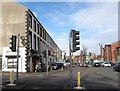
[1,2,62,72]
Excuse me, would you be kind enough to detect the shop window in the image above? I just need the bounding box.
[7,58,17,68]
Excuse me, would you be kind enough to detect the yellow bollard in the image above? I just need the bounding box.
[78,72,80,87]
[9,70,14,84]
[10,71,12,82]
[7,70,16,86]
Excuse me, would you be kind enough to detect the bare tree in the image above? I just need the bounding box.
[80,45,88,62]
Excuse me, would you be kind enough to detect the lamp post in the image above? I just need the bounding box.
[99,44,103,60]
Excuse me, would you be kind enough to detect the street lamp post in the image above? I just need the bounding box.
[99,44,103,60]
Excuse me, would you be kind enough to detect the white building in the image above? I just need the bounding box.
[1,2,62,73]
[62,51,66,62]
[2,47,26,72]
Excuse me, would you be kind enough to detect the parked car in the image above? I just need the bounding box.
[108,62,114,66]
[83,62,89,67]
[113,62,120,72]
[56,62,64,69]
[72,63,77,67]
[93,62,100,67]
[66,62,70,67]
[99,62,104,66]
[51,63,58,70]
[63,62,68,67]
[79,62,84,67]
[102,62,111,67]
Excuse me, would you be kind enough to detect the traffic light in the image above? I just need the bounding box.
[9,35,17,52]
[71,30,80,52]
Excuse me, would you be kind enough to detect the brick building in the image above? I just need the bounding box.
[103,41,120,63]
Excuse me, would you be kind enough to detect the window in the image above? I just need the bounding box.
[7,58,17,68]
[37,37,39,51]
[33,20,36,32]
[43,31,44,39]
[37,24,39,35]
[40,27,42,37]
[44,32,46,40]
[42,30,43,38]
[28,14,32,28]
[34,34,36,50]
[28,30,32,49]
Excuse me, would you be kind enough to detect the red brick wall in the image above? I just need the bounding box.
[104,45,111,62]
[104,41,120,63]
[111,41,120,63]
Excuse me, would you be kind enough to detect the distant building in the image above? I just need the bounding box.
[61,51,66,62]
[1,2,61,72]
[73,56,79,63]
[73,54,87,62]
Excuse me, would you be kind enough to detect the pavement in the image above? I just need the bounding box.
[1,67,119,91]
[1,67,70,90]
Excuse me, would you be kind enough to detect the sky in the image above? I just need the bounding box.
[18,1,118,56]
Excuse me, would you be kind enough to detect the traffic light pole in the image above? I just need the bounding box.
[69,31,72,88]
[16,34,20,85]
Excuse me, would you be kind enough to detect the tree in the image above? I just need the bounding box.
[80,45,88,62]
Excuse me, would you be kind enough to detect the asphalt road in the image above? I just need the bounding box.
[1,66,120,91]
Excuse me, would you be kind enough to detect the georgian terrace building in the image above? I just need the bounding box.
[1,2,62,72]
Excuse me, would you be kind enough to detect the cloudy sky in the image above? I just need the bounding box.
[19,1,118,56]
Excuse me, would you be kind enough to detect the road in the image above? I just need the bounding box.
[1,66,119,91]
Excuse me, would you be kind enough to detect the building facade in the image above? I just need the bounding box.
[1,2,61,72]
[103,41,120,63]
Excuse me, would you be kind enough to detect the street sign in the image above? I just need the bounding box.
[72,56,75,59]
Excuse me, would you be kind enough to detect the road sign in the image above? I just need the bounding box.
[72,56,75,59]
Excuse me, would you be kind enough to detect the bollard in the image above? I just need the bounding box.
[61,66,63,71]
[10,70,14,84]
[51,67,52,71]
[78,72,80,87]
[7,70,16,86]
[74,72,84,90]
